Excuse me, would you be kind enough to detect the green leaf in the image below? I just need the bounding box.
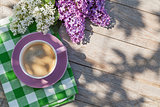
[51,0,55,5]
[45,0,50,3]
[28,21,37,32]
[41,0,46,4]
[50,20,62,40]
[54,9,59,22]
[45,0,55,4]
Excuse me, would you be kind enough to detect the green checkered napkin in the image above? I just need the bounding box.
[0,17,78,107]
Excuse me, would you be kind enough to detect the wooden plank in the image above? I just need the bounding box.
[0,0,18,19]
[0,6,13,19]
[1,0,160,16]
[86,1,160,51]
[60,25,160,86]
[109,0,160,16]
[1,0,160,51]
[69,62,160,107]
[0,82,8,107]
[59,26,160,101]
[1,0,160,106]
[0,0,18,6]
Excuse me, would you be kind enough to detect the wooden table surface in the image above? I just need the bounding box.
[0,0,160,106]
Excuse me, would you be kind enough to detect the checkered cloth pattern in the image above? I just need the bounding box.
[0,17,78,107]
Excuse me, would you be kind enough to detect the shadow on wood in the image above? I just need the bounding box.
[106,0,145,37]
[61,40,148,106]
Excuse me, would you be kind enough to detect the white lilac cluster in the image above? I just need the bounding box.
[10,0,56,35]
[33,3,55,34]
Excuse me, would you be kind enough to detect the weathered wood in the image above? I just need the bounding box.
[0,6,13,19]
[0,0,18,19]
[86,1,160,52]
[0,0,18,6]
[1,0,160,106]
[59,26,160,103]
[0,82,8,107]
[60,25,160,85]
[109,0,160,16]
[69,62,160,107]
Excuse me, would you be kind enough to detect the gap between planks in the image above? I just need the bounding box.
[85,1,160,52]
[69,62,160,106]
[108,0,160,16]
[69,60,160,89]
[59,26,160,103]
[70,60,160,101]
[85,29,156,52]
[60,25,160,88]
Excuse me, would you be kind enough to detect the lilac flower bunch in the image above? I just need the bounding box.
[10,0,111,43]
[88,0,111,27]
[10,0,56,35]
[58,0,87,43]
[58,0,111,43]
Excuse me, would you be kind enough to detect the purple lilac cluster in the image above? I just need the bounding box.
[58,0,111,43]
[88,0,111,27]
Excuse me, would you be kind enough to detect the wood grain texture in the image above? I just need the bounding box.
[0,82,8,107]
[59,25,160,105]
[109,0,160,16]
[60,25,160,84]
[0,6,13,19]
[70,62,160,107]
[0,0,18,19]
[0,0,160,107]
[86,1,160,51]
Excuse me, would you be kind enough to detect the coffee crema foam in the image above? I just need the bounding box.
[22,42,56,77]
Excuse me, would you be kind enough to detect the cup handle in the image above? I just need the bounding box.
[56,46,67,54]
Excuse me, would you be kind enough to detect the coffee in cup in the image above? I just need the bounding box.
[20,40,57,79]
